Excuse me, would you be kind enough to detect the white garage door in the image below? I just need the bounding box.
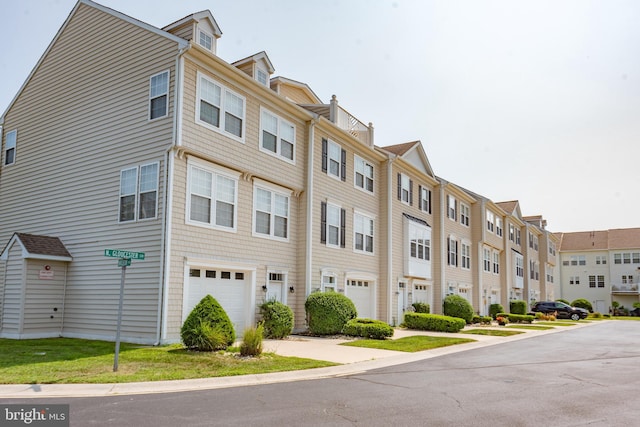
[186,268,247,335]
[347,280,373,319]
[413,283,432,307]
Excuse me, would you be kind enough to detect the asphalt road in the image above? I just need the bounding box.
[3,321,640,426]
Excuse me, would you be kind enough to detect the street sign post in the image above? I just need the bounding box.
[104,249,145,372]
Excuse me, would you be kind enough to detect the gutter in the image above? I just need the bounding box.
[156,45,188,346]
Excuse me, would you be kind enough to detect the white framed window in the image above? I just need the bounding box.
[322,138,346,180]
[187,163,238,231]
[447,195,457,220]
[447,237,458,266]
[256,66,269,86]
[196,72,245,140]
[461,242,471,269]
[321,202,345,248]
[515,229,521,245]
[419,185,431,214]
[569,276,580,285]
[487,210,495,233]
[496,218,503,237]
[410,229,430,262]
[509,224,515,241]
[549,242,556,256]
[253,183,290,240]
[4,129,16,166]
[354,212,374,254]
[515,255,524,278]
[405,217,432,279]
[354,155,374,193]
[119,162,159,222]
[596,255,607,265]
[398,173,412,205]
[322,273,337,292]
[260,108,295,162]
[149,71,169,120]
[460,203,470,226]
[493,251,500,274]
[198,29,213,51]
[483,248,491,272]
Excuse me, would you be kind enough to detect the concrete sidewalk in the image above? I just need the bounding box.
[0,323,594,398]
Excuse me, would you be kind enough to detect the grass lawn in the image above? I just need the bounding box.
[460,329,524,337]
[0,338,336,384]
[506,324,554,330]
[340,335,475,352]
[534,321,578,326]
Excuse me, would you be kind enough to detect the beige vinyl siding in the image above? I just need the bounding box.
[0,4,180,343]
[277,85,318,104]
[1,244,24,335]
[167,24,193,41]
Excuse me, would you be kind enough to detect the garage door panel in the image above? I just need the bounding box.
[347,280,372,319]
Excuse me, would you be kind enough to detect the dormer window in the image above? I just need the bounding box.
[198,29,213,51]
[256,68,268,86]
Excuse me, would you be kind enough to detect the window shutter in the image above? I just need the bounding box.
[320,202,327,243]
[418,185,423,210]
[340,208,346,248]
[428,190,432,214]
[321,138,328,173]
[447,238,451,265]
[455,241,459,266]
[340,149,347,181]
[397,173,402,200]
[409,179,413,206]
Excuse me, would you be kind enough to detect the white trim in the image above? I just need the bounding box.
[195,71,246,143]
[259,106,296,164]
[252,182,291,242]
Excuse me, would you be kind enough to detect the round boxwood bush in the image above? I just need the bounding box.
[305,292,357,335]
[571,298,593,312]
[556,298,571,305]
[342,318,394,339]
[412,302,430,313]
[489,303,504,319]
[509,300,527,315]
[181,295,235,351]
[443,295,474,323]
[259,300,294,339]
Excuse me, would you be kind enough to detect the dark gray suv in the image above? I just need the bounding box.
[530,301,589,321]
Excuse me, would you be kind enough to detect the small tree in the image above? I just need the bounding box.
[571,298,593,312]
[181,295,235,351]
[489,303,504,320]
[443,295,474,324]
[305,292,357,335]
[260,300,294,339]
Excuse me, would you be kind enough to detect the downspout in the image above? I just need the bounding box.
[386,156,395,324]
[438,184,446,314]
[305,119,317,297]
[156,45,188,345]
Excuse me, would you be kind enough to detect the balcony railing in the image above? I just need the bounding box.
[611,284,639,294]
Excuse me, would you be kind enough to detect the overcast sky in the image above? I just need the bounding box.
[2,0,639,233]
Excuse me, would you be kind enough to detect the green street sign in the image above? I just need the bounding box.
[117,258,132,267]
[104,249,145,260]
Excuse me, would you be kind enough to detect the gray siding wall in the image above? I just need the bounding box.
[0,244,24,335]
[22,260,66,336]
[0,4,181,343]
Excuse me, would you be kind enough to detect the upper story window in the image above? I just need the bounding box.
[419,185,432,214]
[354,212,374,254]
[447,237,458,267]
[493,251,500,274]
[516,229,521,245]
[253,184,290,240]
[197,73,245,141]
[529,232,539,250]
[509,224,515,241]
[460,203,470,226]
[256,67,269,86]
[549,242,556,256]
[4,129,16,166]
[187,163,238,231]
[486,210,495,233]
[199,29,213,51]
[322,138,346,181]
[483,248,491,272]
[595,255,606,265]
[321,202,345,248]
[354,155,374,193]
[398,173,412,205]
[149,71,169,120]
[260,108,295,162]
[461,242,471,269]
[515,255,524,278]
[119,162,159,222]
[447,195,457,221]
[496,218,503,237]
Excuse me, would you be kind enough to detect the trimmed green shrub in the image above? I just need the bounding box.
[556,298,571,305]
[505,313,534,323]
[472,315,492,325]
[305,292,357,335]
[412,302,430,313]
[489,304,504,320]
[443,295,474,323]
[403,313,466,333]
[240,323,264,357]
[589,312,603,319]
[181,295,235,351]
[571,298,593,312]
[509,300,527,315]
[259,300,294,339]
[343,318,394,339]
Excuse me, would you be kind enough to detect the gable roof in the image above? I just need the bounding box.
[380,141,435,179]
[0,233,72,261]
[557,228,640,251]
[1,0,188,124]
[162,9,222,38]
[232,51,275,74]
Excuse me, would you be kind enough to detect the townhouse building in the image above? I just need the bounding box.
[556,228,640,313]
[1,0,562,343]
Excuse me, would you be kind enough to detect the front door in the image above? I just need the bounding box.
[397,281,408,325]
